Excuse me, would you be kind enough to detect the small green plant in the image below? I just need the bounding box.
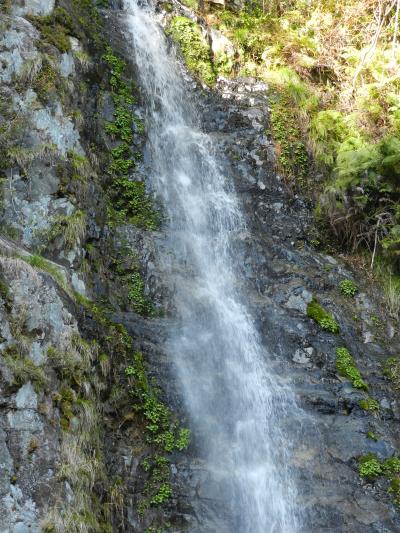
[339,279,359,297]
[358,454,383,479]
[307,298,340,333]
[150,482,172,505]
[359,397,380,412]
[367,431,378,441]
[383,357,400,390]
[128,272,154,316]
[124,351,191,453]
[336,347,368,390]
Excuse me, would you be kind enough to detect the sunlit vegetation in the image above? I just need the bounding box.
[180,0,400,283]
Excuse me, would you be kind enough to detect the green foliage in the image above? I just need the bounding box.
[358,454,383,479]
[339,279,358,297]
[218,7,272,63]
[111,177,158,230]
[310,110,351,168]
[128,272,154,316]
[125,350,190,514]
[150,482,172,505]
[336,347,368,390]
[167,17,216,86]
[269,86,309,189]
[359,397,380,412]
[124,351,191,453]
[358,454,400,505]
[307,298,339,333]
[102,47,158,229]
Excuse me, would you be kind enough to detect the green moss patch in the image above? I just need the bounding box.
[167,16,216,86]
[307,298,339,333]
[336,347,368,390]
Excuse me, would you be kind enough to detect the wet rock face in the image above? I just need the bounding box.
[1,1,400,531]
[197,77,400,531]
[123,73,400,531]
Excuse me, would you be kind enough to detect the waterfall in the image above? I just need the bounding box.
[123,2,303,530]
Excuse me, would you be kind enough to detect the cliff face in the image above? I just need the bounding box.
[0,1,185,530]
[1,1,400,532]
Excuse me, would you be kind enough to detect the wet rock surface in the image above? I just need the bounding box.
[0,2,400,531]
[119,73,400,531]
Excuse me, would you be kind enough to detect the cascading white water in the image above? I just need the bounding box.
[123,2,303,531]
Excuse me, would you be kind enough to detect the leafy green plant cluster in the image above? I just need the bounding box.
[124,350,190,513]
[307,298,340,333]
[103,47,158,229]
[138,455,172,514]
[128,272,155,316]
[339,279,359,297]
[358,454,383,479]
[359,397,380,412]
[217,7,272,64]
[358,454,400,505]
[319,135,400,266]
[125,351,190,453]
[336,347,368,390]
[167,17,216,86]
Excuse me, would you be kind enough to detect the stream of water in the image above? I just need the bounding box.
[124,2,303,530]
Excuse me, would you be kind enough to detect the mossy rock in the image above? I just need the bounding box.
[307,298,339,333]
